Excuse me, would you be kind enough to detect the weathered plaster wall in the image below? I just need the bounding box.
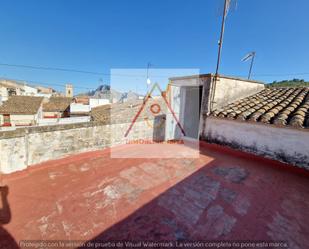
[204,117,309,169]
[8,114,37,126]
[211,76,265,111]
[0,117,164,174]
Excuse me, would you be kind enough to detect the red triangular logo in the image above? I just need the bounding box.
[124,83,186,137]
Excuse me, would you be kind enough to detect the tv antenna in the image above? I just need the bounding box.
[242,52,256,79]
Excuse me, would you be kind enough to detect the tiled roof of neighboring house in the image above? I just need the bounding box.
[91,104,111,123]
[73,96,90,105]
[0,96,43,114]
[43,97,72,112]
[91,98,166,124]
[212,87,309,129]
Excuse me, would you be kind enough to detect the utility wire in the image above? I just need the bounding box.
[0,62,105,76]
[0,62,169,78]
[0,62,308,80]
[0,76,94,90]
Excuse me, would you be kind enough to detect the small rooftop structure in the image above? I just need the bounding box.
[166,73,265,141]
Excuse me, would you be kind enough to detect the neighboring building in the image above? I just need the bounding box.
[205,87,309,169]
[0,79,37,97]
[73,96,90,105]
[36,86,55,94]
[70,96,90,116]
[36,86,58,98]
[0,79,22,89]
[0,96,43,126]
[0,84,10,102]
[89,98,110,108]
[70,97,110,117]
[165,74,264,140]
[66,84,73,98]
[22,84,39,96]
[43,97,72,118]
[0,82,22,101]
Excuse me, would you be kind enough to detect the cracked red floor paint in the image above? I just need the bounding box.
[1,142,309,249]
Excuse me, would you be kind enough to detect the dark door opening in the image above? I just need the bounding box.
[182,86,203,139]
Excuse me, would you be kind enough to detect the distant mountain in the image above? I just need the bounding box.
[80,84,142,103]
[268,79,309,88]
[118,91,141,103]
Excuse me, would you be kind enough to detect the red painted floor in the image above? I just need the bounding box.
[1,143,309,249]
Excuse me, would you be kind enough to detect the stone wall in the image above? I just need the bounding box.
[0,117,165,174]
[204,117,309,169]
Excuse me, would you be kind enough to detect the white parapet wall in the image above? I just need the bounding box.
[204,117,309,169]
[70,103,91,113]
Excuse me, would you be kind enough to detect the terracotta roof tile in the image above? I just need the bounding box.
[91,98,166,124]
[43,97,72,112]
[0,96,43,114]
[212,87,309,129]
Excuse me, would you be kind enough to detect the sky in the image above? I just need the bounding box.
[0,0,308,94]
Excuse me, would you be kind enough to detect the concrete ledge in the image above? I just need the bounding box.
[169,73,265,85]
[0,117,157,139]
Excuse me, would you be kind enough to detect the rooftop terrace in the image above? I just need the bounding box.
[1,143,309,248]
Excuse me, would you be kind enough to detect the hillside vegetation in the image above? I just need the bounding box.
[267,79,309,88]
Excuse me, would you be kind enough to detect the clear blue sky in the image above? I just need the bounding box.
[0,0,308,94]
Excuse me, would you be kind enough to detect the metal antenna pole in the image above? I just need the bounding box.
[215,0,228,78]
[211,0,228,111]
[248,52,256,79]
[146,62,151,94]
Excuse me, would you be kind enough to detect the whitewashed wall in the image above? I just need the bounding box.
[22,85,38,96]
[90,98,109,108]
[70,103,91,113]
[204,117,309,169]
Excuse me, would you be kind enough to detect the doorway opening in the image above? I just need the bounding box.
[182,85,203,139]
